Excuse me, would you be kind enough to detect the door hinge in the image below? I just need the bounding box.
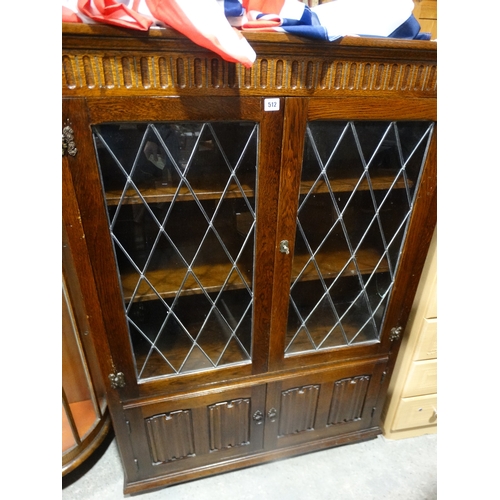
[389,326,402,342]
[380,370,387,385]
[62,119,78,157]
[109,372,126,389]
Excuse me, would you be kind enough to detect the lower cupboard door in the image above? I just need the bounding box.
[126,385,266,482]
[264,360,387,451]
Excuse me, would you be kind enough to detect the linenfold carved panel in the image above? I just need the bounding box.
[145,410,195,465]
[328,375,371,425]
[208,398,251,451]
[62,52,437,97]
[278,385,320,437]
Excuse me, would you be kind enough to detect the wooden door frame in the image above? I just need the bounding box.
[64,95,286,402]
[268,96,437,372]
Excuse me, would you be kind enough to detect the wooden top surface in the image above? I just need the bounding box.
[62,22,437,53]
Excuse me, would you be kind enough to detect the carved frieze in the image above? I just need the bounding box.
[62,53,436,97]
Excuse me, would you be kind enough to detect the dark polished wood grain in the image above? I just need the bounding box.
[62,25,436,495]
[268,97,309,371]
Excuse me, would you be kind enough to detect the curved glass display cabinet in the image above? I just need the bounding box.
[62,225,111,476]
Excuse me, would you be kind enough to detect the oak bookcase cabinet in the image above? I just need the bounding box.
[62,24,436,495]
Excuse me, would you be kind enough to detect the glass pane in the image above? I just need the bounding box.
[62,283,99,446]
[92,122,258,380]
[62,404,77,453]
[286,121,434,355]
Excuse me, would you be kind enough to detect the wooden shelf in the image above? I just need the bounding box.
[133,324,251,379]
[130,289,253,379]
[105,173,408,207]
[285,322,378,355]
[121,246,387,303]
[292,247,388,283]
[105,180,255,206]
[121,260,254,302]
[300,173,410,195]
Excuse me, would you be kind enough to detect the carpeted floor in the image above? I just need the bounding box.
[63,431,437,499]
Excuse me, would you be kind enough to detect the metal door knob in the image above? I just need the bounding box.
[253,410,264,424]
[280,240,290,254]
[267,408,278,421]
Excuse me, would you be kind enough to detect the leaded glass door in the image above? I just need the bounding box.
[270,97,436,370]
[83,97,283,394]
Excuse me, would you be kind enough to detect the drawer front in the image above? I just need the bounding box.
[392,394,437,431]
[403,359,437,397]
[414,318,437,361]
[425,282,437,318]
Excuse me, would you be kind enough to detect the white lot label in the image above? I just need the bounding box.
[264,98,280,111]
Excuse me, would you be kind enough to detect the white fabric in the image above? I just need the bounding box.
[279,0,305,21]
[313,0,415,37]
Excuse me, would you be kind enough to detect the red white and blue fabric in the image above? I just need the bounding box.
[62,0,431,68]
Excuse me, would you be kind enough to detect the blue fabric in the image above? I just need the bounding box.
[228,2,430,42]
[281,7,319,26]
[224,0,244,18]
[263,9,429,42]
[281,25,331,40]
[388,14,431,40]
[276,10,329,40]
